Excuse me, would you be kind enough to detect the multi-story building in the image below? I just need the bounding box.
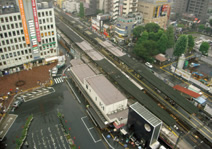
[172,0,209,23]
[115,13,143,43]
[70,62,129,128]
[96,0,138,20]
[0,0,58,74]
[83,0,97,16]
[63,0,80,13]
[138,0,172,28]
[57,0,64,8]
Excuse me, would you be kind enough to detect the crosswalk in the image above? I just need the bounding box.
[54,76,68,84]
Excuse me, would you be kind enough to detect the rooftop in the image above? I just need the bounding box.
[85,75,127,105]
[71,64,96,83]
[130,102,162,127]
[173,85,201,98]
[70,59,84,66]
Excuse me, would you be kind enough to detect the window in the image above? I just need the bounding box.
[1,18,4,23]
[21,50,24,55]
[19,23,22,27]
[6,54,9,58]
[3,61,6,65]
[50,18,53,22]
[17,30,20,35]
[13,16,17,21]
[42,12,45,17]
[9,16,13,21]
[8,32,12,37]
[13,31,16,36]
[95,97,97,101]
[7,24,10,29]
[0,48,2,53]
[1,55,5,59]
[46,11,48,16]
[2,25,6,30]
[17,51,20,56]
[38,12,41,17]
[86,85,88,89]
[49,11,52,16]
[25,49,28,54]
[11,24,14,29]
[18,15,21,20]
[10,39,13,44]
[5,17,8,22]
[4,33,7,38]
[13,52,16,57]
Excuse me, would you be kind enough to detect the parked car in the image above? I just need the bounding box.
[13,98,24,107]
[145,62,153,68]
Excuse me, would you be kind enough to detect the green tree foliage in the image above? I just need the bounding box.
[148,32,157,41]
[142,40,158,56]
[174,35,188,57]
[138,31,149,43]
[132,26,145,39]
[166,26,175,48]
[198,24,205,31]
[157,33,168,54]
[145,23,160,33]
[177,24,185,28]
[205,27,211,34]
[199,42,210,56]
[79,3,84,18]
[187,35,194,52]
[156,29,164,40]
[209,19,212,26]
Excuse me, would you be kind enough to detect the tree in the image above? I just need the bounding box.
[205,27,211,34]
[177,24,185,28]
[132,26,145,39]
[199,42,210,56]
[142,40,158,56]
[157,33,168,54]
[198,24,205,32]
[138,31,149,43]
[209,19,212,26]
[145,23,160,33]
[79,2,84,18]
[166,26,175,48]
[148,32,157,41]
[174,35,188,57]
[187,35,194,53]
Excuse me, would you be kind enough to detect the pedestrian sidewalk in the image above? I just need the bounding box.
[0,114,18,141]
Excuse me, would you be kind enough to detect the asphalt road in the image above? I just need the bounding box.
[4,81,107,149]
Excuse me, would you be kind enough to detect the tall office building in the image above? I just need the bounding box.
[173,0,209,22]
[0,0,58,74]
[138,0,172,28]
[96,0,138,20]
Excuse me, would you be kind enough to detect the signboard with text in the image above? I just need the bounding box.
[31,0,41,42]
[18,0,30,44]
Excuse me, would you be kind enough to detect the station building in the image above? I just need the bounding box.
[69,60,129,129]
[0,0,58,75]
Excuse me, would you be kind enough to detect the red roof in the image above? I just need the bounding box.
[154,54,167,62]
[173,85,201,98]
[113,122,125,129]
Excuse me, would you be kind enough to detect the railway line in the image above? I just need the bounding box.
[54,9,212,146]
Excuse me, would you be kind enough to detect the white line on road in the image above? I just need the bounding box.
[81,116,101,143]
[86,110,97,127]
[102,134,115,149]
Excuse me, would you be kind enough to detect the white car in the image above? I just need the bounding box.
[145,62,153,68]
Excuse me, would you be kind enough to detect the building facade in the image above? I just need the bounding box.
[63,0,80,13]
[127,102,162,148]
[70,63,129,128]
[172,0,209,23]
[115,13,143,43]
[0,0,58,74]
[138,0,172,28]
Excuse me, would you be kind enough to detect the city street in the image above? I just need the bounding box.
[4,81,107,149]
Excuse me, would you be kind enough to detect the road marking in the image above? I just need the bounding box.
[81,116,101,143]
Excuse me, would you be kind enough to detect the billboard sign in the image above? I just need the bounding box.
[28,20,39,55]
[161,4,168,16]
[31,0,41,42]
[18,0,30,45]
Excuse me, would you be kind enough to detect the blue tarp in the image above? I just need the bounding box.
[193,97,206,105]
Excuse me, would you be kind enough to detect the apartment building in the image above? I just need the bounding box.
[138,0,172,28]
[0,0,58,74]
[172,0,209,22]
[63,0,80,13]
[115,13,143,43]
